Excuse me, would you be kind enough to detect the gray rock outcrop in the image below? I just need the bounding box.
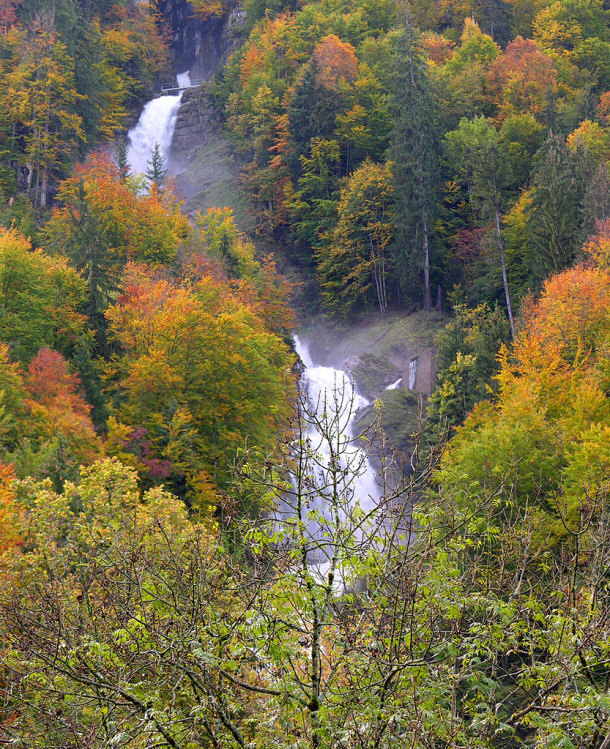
[171,86,219,156]
[158,1,244,80]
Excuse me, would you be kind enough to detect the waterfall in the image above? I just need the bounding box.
[293,335,379,512]
[285,336,381,571]
[126,71,192,175]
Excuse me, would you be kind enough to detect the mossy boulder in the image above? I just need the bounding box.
[347,353,401,400]
[353,388,423,467]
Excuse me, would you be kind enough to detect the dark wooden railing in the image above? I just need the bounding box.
[158,79,204,94]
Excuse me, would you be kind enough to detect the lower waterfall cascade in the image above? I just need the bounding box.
[288,336,382,561]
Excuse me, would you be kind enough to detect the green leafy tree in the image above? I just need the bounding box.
[526,133,602,285]
[105,271,294,501]
[317,159,395,316]
[287,137,341,258]
[437,259,610,546]
[444,116,516,336]
[431,19,499,133]
[0,227,88,363]
[428,301,510,435]
[4,388,610,746]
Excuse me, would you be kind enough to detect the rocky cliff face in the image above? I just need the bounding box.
[157,2,245,223]
[158,1,244,161]
[171,86,220,155]
[157,0,243,80]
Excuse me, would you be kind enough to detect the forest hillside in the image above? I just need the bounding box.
[0,0,608,746]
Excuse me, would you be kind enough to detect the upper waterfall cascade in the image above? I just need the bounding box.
[127,71,192,176]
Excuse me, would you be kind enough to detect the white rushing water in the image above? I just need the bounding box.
[285,336,381,567]
[127,70,191,175]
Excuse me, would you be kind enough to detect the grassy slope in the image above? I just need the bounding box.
[174,138,255,233]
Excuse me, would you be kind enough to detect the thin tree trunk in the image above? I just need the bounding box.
[419,175,432,311]
[381,251,387,313]
[40,117,50,207]
[422,214,432,311]
[495,208,515,339]
[374,260,380,313]
[371,238,386,313]
[40,167,48,208]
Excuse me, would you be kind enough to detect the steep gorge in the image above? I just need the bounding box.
[153,1,247,219]
[143,2,444,466]
[157,0,238,80]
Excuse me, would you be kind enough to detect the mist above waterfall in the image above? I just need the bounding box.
[127,71,191,176]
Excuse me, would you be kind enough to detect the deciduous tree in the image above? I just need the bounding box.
[0,228,88,363]
[105,271,293,502]
[317,160,395,316]
[444,116,516,335]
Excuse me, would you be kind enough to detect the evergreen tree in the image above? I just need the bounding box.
[390,17,440,311]
[582,161,610,237]
[51,179,119,348]
[117,137,130,182]
[526,134,601,285]
[286,59,341,178]
[472,0,512,44]
[146,142,167,191]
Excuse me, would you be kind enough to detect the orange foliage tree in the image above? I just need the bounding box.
[181,207,295,338]
[487,36,558,120]
[438,244,610,546]
[45,154,189,330]
[48,153,188,267]
[26,347,100,467]
[0,342,99,486]
[313,34,358,90]
[0,462,22,556]
[105,268,294,506]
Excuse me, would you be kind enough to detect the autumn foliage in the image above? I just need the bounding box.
[26,348,100,465]
[439,238,610,545]
[105,265,293,506]
[487,36,558,119]
[47,153,189,268]
[313,35,358,90]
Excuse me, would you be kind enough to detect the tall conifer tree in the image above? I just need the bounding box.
[117,137,130,182]
[526,134,603,284]
[146,142,167,192]
[390,12,439,311]
[444,116,516,337]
